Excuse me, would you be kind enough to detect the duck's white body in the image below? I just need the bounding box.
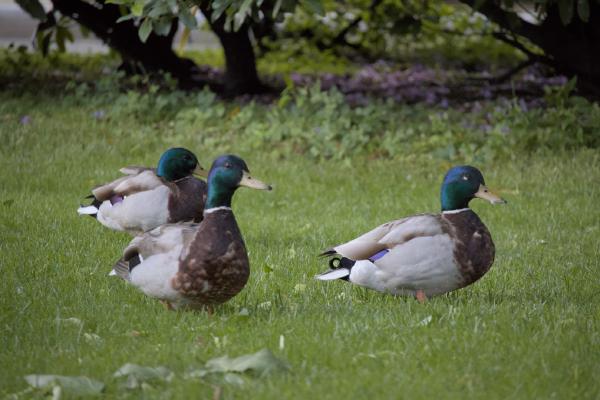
[97,185,171,233]
[78,167,206,234]
[112,223,197,305]
[317,209,494,297]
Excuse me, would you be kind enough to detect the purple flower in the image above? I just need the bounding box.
[20,115,31,125]
[92,110,106,120]
[518,99,528,112]
[424,91,437,105]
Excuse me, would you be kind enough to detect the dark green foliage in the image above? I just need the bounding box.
[15,0,46,21]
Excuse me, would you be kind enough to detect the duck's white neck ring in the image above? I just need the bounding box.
[204,206,232,214]
[442,208,470,215]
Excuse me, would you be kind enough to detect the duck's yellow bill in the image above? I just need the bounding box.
[239,170,272,190]
[193,164,208,178]
[475,184,506,204]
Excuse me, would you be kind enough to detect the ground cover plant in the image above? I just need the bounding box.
[1,58,600,399]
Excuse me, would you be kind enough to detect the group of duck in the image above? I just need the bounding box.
[78,148,506,310]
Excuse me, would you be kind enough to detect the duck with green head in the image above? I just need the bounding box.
[110,155,271,309]
[77,147,208,234]
[316,166,506,301]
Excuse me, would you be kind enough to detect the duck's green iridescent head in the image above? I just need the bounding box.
[205,154,271,209]
[441,165,506,211]
[156,147,206,182]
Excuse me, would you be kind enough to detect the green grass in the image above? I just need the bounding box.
[1,90,599,399]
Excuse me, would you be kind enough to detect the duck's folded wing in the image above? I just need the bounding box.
[119,166,154,175]
[92,169,163,201]
[330,214,445,260]
[123,223,198,261]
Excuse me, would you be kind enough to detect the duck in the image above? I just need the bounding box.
[315,165,506,301]
[77,147,208,234]
[109,154,272,310]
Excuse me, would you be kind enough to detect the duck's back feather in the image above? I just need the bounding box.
[91,168,158,202]
[331,214,447,260]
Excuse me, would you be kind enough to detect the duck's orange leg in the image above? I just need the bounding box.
[415,290,427,304]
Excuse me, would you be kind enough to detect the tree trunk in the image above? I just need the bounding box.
[197,3,267,96]
[460,0,600,99]
[50,0,212,89]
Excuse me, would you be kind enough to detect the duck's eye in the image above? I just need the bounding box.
[462,175,469,181]
[224,162,232,169]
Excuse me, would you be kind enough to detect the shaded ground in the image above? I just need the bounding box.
[288,62,567,107]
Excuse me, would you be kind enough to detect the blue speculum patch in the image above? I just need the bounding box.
[110,195,124,205]
[369,249,389,262]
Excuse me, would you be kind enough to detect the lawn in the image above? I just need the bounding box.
[1,86,599,399]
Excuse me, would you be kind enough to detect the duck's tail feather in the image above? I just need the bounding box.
[315,268,351,280]
[77,195,102,218]
[110,254,143,282]
[77,205,98,216]
[110,259,131,281]
[315,256,355,281]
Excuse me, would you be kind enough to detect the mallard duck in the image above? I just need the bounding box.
[316,165,506,301]
[77,148,208,234]
[110,155,271,310]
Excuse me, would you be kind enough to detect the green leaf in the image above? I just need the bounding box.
[211,0,233,22]
[203,348,289,377]
[179,6,198,29]
[138,18,153,42]
[300,0,324,15]
[116,14,136,23]
[37,30,52,57]
[15,0,47,22]
[272,0,282,18]
[577,0,590,21]
[24,375,104,396]
[131,0,145,17]
[55,27,66,52]
[148,2,171,18]
[153,17,172,36]
[558,0,574,25]
[237,0,254,17]
[113,363,174,389]
[105,0,133,4]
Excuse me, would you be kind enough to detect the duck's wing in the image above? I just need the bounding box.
[119,166,154,175]
[91,169,163,201]
[111,223,198,281]
[323,214,445,260]
[78,168,164,218]
[318,214,460,294]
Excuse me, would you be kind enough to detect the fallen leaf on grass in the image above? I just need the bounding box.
[293,283,307,293]
[24,374,104,396]
[415,315,433,326]
[84,333,103,345]
[113,363,174,389]
[186,348,289,383]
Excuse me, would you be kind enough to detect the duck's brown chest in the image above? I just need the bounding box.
[172,211,249,305]
[443,210,495,287]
